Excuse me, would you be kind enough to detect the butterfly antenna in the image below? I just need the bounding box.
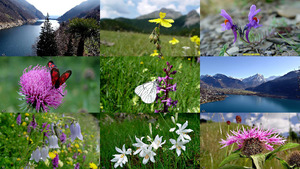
[51,86,65,97]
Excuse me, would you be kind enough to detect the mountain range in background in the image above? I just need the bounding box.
[0,0,44,29]
[201,71,300,99]
[100,8,200,36]
[57,0,100,22]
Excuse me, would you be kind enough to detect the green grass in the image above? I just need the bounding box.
[0,57,99,112]
[100,113,200,168]
[0,112,100,168]
[100,30,199,56]
[200,122,300,169]
[100,56,200,113]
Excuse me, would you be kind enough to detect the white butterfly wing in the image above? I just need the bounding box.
[135,81,157,104]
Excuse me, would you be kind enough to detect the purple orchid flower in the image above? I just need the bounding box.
[245,5,262,42]
[52,154,59,169]
[60,132,66,143]
[16,114,21,125]
[155,62,178,113]
[220,9,238,44]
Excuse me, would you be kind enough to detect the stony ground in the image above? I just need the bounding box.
[200,1,300,56]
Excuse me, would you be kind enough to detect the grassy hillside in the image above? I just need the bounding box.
[200,122,300,169]
[100,30,199,57]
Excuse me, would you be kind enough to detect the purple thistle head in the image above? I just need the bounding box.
[16,114,21,125]
[245,5,262,43]
[74,163,80,169]
[52,154,59,169]
[19,65,67,112]
[220,9,238,44]
[220,127,285,156]
[60,132,66,143]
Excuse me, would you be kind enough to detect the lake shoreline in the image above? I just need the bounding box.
[0,19,37,30]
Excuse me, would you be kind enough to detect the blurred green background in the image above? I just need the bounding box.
[0,57,99,113]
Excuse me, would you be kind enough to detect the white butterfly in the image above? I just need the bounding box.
[135,80,158,104]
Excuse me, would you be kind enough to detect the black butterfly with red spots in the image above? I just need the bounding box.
[47,61,72,89]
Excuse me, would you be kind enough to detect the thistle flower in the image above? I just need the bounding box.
[245,5,262,43]
[49,135,60,149]
[220,9,238,44]
[236,115,242,123]
[19,65,67,112]
[220,127,285,156]
[16,114,21,125]
[52,154,59,169]
[111,144,131,168]
[30,147,41,163]
[169,137,189,156]
[148,12,174,28]
[70,122,83,142]
[287,151,300,167]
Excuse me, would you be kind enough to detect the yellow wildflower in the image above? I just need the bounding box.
[23,132,27,135]
[150,50,159,57]
[22,122,27,126]
[17,158,21,161]
[11,124,14,127]
[49,152,56,159]
[89,162,97,169]
[169,37,179,45]
[78,149,82,153]
[190,35,199,42]
[25,113,29,117]
[75,144,79,148]
[149,12,174,28]
[161,56,164,59]
[140,61,144,65]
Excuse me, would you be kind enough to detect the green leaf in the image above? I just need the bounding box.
[219,44,227,56]
[251,154,266,169]
[220,164,252,169]
[219,150,242,167]
[275,157,291,169]
[265,143,300,161]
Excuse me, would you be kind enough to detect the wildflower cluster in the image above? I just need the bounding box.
[155,61,178,113]
[111,115,193,168]
[12,113,99,169]
[18,64,68,112]
[220,5,262,44]
[149,12,174,57]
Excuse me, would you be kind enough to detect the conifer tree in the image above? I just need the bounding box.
[36,13,58,56]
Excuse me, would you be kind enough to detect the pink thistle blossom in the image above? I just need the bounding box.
[220,127,285,154]
[19,65,67,112]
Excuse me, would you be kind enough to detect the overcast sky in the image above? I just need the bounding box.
[26,0,87,16]
[200,113,300,137]
[100,0,200,19]
[201,57,300,79]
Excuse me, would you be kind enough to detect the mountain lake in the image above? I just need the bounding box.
[201,94,300,112]
[0,19,59,56]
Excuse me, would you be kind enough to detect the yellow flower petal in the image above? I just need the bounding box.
[159,12,166,19]
[164,19,174,23]
[160,20,172,28]
[148,18,161,24]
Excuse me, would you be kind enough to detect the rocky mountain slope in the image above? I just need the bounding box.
[136,8,182,19]
[242,74,266,88]
[57,0,100,22]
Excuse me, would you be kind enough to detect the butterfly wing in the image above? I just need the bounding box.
[135,81,157,104]
[51,68,60,87]
[55,70,72,89]
[47,61,57,69]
